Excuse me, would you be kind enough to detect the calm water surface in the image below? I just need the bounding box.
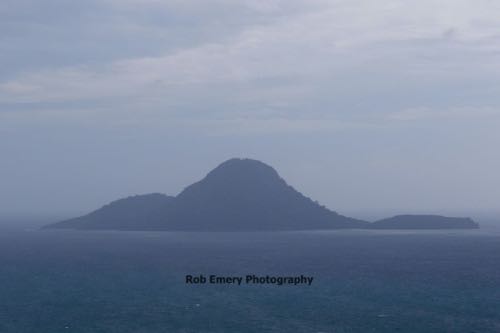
[1,228,499,332]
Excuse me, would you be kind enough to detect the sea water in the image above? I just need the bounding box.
[1,228,499,332]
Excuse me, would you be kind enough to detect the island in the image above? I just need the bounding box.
[44,158,479,231]
[370,215,479,229]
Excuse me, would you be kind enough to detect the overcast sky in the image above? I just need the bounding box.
[1,0,500,221]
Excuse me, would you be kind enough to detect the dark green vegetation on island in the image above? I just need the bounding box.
[44,158,478,231]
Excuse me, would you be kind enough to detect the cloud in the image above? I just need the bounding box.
[1,0,500,136]
[388,106,500,121]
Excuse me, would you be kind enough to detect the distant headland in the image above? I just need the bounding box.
[44,158,479,231]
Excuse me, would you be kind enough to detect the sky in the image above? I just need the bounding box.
[1,0,500,221]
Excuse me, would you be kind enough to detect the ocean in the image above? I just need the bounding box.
[1,228,499,332]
